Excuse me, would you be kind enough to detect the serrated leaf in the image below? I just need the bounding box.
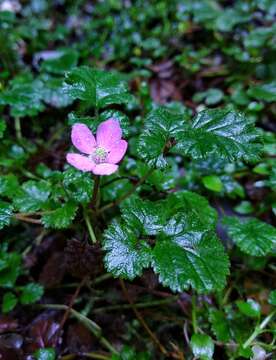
[152,231,229,293]
[190,334,214,360]
[248,82,276,102]
[0,251,21,287]
[2,292,18,313]
[41,201,78,229]
[64,66,133,109]
[209,309,231,342]
[0,201,13,230]
[42,76,74,108]
[19,283,44,305]
[40,49,78,74]
[103,221,152,280]
[13,180,51,213]
[175,109,261,162]
[137,106,186,168]
[62,168,93,204]
[121,197,165,236]
[223,217,276,256]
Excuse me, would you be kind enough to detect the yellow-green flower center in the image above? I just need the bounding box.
[90,147,108,164]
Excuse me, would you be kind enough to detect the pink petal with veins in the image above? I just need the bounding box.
[71,123,96,154]
[93,163,118,175]
[106,140,128,164]
[66,153,95,172]
[96,119,122,150]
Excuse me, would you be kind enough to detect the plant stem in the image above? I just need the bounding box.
[92,176,101,208]
[83,209,97,243]
[15,117,22,140]
[38,304,118,355]
[191,294,198,334]
[119,279,168,356]
[99,168,153,213]
[243,311,276,349]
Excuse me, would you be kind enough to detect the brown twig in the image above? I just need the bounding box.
[119,279,168,356]
[14,214,42,224]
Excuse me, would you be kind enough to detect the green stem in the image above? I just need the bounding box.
[243,311,276,349]
[192,294,198,334]
[99,168,153,213]
[15,117,22,140]
[38,304,118,355]
[83,209,97,243]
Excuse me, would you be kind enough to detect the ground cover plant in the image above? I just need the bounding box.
[0,0,275,359]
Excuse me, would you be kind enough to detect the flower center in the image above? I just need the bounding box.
[89,147,108,164]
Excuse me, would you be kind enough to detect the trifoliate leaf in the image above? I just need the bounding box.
[236,299,261,318]
[121,197,165,236]
[64,66,133,109]
[223,217,276,256]
[13,180,51,213]
[248,82,276,102]
[19,283,44,305]
[41,201,78,229]
[0,201,13,230]
[209,309,231,342]
[2,292,18,313]
[137,106,187,168]
[176,109,261,162]
[152,231,229,293]
[190,334,214,360]
[103,221,152,279]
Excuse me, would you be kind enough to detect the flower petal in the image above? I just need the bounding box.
[96,118,122,150]
[92,163,118,175]
[106,140,128,164]
[66,153,95,172]
[71,123,96,154]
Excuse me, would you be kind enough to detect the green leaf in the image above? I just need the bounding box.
[103,221,152,280]
[236,299,261,318]
[0,78,45,117]
[190,334,214,360]
[34,348,56,360]
[13,180,51,213]
[2,292,18,313]
[248,81,276,102]
[64,66,133,109]
[175,109,261,163]
[223,217,276,256]
[268,290,276,305]
[137,106,187,168]
[20,283,44,305]
[0,174,19,198]
[0,251,21,287]
[40,49,78,74]
[121,197,165,236]
[234,201,254,215]
[0,118,6,138]
[41,201,78,229]
[152,231,229,293]
[202,175,223,192]
[209,309,231,342]
[42,76,74,108]
[0,201,13,230]
[62,168,93,204]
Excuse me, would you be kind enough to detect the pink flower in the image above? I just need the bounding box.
[66,119,128,175]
